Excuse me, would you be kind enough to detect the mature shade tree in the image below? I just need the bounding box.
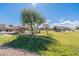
[8,25,14,27]
[21,8,45,35]
[53,26,61,32]
[76,26,79,30]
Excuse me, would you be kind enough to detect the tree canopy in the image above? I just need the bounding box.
[21,8,45,35]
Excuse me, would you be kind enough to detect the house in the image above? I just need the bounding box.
[0,24,6,31]
[0,24,30,34]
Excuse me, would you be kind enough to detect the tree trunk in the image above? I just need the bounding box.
[30,23,34,35]
[30,15,35,36]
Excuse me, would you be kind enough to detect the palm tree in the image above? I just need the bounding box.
[21,8,45,36]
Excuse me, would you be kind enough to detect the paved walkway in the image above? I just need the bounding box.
[0,44,38,56]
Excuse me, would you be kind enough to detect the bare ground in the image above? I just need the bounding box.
[0,44,38,56]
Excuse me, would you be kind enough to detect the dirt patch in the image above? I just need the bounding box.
[0,44,38,56]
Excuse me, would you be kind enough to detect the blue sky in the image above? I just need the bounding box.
[0,3,79,27]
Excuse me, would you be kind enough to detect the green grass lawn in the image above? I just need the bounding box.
[38,31,79,56]
[0,35,16,44]
[0,31,79,56]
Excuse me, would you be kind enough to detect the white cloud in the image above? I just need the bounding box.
[59,19,64,22]
[46,20,51,23]
[46,20,52,26]
[39,19,79,29]
[52,23,58,26]
[61,20,71,24]
[52,20,79,28]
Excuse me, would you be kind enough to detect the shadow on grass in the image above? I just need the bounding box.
[3,35,59,52]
